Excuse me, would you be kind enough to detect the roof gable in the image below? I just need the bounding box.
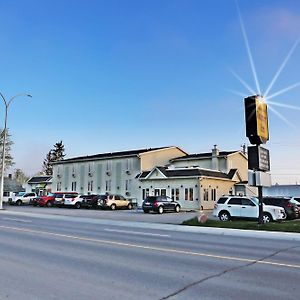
[144,167,167,179]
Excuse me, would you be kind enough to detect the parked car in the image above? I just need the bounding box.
[33,192,79,207]
[142,196,181,214]
[290,197,300,215]
[213,196,286,223]
[8,192,37,206]
[80,194,107,209]
[263,196,299,219]
[98,194,133,210]
[54,192,80,208]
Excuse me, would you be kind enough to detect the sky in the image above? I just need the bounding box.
[0,0,300,184]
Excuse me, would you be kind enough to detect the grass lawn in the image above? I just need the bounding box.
[182,217,300,233]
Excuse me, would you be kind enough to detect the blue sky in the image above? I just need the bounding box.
[0,0,300,184]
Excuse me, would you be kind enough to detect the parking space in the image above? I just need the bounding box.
[2,204,199,225]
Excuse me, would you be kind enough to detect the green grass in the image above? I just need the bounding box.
[182,218,300,233]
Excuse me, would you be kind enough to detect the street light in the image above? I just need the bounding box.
[0,92,32,210]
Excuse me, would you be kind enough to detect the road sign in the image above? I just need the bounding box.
[244,95,269,145]
[248,145,270,171]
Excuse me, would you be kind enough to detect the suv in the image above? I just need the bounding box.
[32,193,59,207]
[213,196,286,223]
[9,192,37,206]
[263,197,299,219]
[142,196,181,214]
[81,194,107,209]
[98,194,133,210]
[54,192,80,208]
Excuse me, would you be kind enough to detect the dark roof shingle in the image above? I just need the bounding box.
[53,147,174,164]
[139,167,230,179]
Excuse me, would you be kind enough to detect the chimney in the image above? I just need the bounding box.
[211,145,219,170]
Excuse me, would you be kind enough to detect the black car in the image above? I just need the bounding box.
[142,196,180,214]
[263,196,299,219]
[80,194,107,209]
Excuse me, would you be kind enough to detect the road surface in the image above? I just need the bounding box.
[0,211,299,300]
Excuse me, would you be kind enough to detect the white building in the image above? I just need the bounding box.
[52,145,253,210]
[52,146,187,205]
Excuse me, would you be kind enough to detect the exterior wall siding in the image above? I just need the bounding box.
[140,147,186,171]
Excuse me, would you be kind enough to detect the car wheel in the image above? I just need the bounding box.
[143,210,149,214]
[158,206,164,214]
[219,211,230,221]
[127,203,133,210]
[16,200,22,206]
[263,213,273,223]
[74,202,81,209]
[110,204,116,210]
[46,201,52,208]
[174,205,180,213]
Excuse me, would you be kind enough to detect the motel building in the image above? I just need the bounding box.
[52,145,253,210]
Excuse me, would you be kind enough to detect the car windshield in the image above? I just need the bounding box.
[15,192,25,196]
[47,193,54,197]
[250,197,259,205]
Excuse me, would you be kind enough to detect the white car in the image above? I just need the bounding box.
[213,196,286,223]
[54,193,82,209]
[9,192,37,206]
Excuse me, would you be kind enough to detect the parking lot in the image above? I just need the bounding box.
[2,204,199,225]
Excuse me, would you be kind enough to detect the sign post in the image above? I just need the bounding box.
[244,95,270,224]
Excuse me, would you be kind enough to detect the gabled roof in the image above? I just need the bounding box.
[171,151,238,162]
[27,176,52,184]
[138,167,231,180]
[53,146,182,164]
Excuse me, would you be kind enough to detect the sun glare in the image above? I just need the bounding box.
[231,1,300,128]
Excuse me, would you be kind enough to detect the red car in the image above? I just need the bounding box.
[32,192,78,207]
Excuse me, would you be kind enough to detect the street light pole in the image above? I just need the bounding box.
[0,93,32,210]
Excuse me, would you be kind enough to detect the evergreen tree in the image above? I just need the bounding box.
[52,141,65,161]
[42,141,66,175]
[43,150,54,175]
[0,128,14,170]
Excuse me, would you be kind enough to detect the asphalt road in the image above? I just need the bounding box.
[0,210,299,300]
[3,204,200,224]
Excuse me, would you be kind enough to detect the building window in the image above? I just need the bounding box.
[142,188,149,199]
[185,188,188,201]
[185,188,194,201]
[171,188,180,201]
[189,188,194,201]
[211,188,217,201]
[125,179,132,191]
[88,180,93,192]
[106,161,112,171]
[71,182,77,191]
[105,180,111,191]
[204,189,209,201]
[57,182,62,191]
[126,159,132,171]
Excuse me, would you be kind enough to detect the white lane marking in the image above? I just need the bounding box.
[104,228,170,237]
[0,225,299,270]
[2,218,32,223]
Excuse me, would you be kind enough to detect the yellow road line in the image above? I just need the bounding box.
[0,225,299,269]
